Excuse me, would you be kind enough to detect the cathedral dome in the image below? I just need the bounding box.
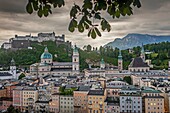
[40,47,52,59]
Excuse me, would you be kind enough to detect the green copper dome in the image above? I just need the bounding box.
[41,47,52,59]
[100,58,105,64]
[73,45,78,53]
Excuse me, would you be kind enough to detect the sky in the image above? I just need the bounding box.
[0,0,170,48]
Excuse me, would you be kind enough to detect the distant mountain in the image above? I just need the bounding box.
[105,33,170,49]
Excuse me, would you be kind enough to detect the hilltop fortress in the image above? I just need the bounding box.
[1,32,71,49]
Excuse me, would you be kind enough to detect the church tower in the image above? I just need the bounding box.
[118,50,123,72]
[140,43,145,61]
[72,45,79,74]
[100,58,105,69]
[10,58,17,79]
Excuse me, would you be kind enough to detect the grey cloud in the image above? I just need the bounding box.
[0,0,170,48]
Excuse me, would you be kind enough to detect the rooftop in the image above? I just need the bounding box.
[88,90,105,96]
[142,87,162,93]
[78,85,91,91]
[129,57,149,67]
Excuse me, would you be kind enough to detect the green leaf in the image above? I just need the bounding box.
[88,29,92,37]
[83,0,92,9]
[68,19,77,32]
[72,19,77,27]
[133,0,141,8]
[106,24,111,32]
[75,4,81,11]
[94,12,101,19]
[32,1,38,11]
[37,6,43,17]
[43,6,49,17]
[95,27,101,37]
[70,6,78,18]
[68,25,75,32]
[78,23,84,33]
[101,19,107,31]
[115,10,120,18]
[26,2,33,14]
[58,0,65,7]
[84,22,89,29]
[91,28,96,39]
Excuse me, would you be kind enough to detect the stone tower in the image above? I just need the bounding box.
[72,45,79,74]
[118,50,123,72]
[10,58,17,79]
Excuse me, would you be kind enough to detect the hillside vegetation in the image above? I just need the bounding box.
[0,41,170,70]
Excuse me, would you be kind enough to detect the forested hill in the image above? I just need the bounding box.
[0,41,170,70]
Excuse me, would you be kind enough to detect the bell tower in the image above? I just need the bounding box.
[118,50,123,72]
[10,58,17,79]
[72,45,79,74]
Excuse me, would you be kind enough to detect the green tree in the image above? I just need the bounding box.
[25,0,141,38]
[158,53,167,61]
[123,76,132,85]
[18,73,26,80]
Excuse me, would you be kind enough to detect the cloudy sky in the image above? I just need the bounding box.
[0,0,170,48]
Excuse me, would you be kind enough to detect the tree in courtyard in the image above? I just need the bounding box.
[26,0,141,39]
[18,73,26,80]
[123,76,132,85]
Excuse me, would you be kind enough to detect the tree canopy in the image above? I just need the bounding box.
[26,0,141,39]
[18,73,26,80]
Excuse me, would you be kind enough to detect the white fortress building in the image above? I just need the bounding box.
[30,46,79,76]
[1,32,69,49]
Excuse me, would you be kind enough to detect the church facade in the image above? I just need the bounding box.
[30,46,79,76]
[0,59,17,80]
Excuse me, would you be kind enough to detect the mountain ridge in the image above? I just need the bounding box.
[105,33,170,49]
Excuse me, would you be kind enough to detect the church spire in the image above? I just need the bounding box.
[11,58,15,66]
[44,46,48,52]
[118,49,122,60]
[118,49,123,72]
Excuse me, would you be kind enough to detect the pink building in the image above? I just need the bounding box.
[13,86,23,110]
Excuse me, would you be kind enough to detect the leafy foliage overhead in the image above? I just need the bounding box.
[26,0,141,39]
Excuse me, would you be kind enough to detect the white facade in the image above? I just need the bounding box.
[119,86,142,113]
[120,95,142,113]
[0,59,17,80]
[72,46,80,75]
[2,43,11,49]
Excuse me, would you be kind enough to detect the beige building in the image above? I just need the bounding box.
[73,85,90,113]
[59,95,74,113]
[13,86,38,112]
[87,90,107,113]
[142,87,165,113]
[50,93,60,113]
